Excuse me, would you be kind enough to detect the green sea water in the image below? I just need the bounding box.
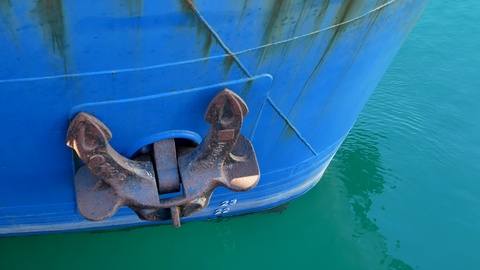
[1,1,479,269]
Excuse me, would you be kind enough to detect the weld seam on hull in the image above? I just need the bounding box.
[0,54,228,83]
[183,0,253,78]
[267,97,318,156]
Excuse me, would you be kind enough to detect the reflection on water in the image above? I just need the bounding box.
[316,121,414,270]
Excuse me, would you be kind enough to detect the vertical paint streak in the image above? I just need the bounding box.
[261,0,286,45]
[311,9,383,127]
[126,0,143,17]
[287,0,355,117]
[32,0,68,73]
[278,0,330,106]
[253,0,291,74]
[314,0,330,27]
[272,0,330,100]
[273,0,308,69]
[231,0,249,50]
[0,0,16,41]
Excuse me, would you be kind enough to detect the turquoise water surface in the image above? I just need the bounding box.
[1,1,479,269]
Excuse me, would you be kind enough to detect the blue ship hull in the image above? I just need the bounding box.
[0,0,427,235]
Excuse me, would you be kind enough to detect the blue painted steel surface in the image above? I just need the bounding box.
[0,0,427,235]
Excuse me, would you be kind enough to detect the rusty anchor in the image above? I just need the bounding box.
[66,89,260,227]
